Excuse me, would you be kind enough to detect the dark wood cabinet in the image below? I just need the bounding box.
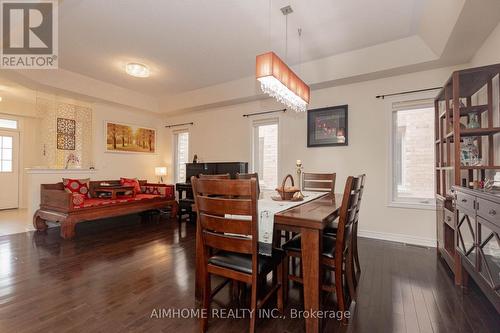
[436,196,457,273]
[435,64,500,287]
[185,162,248,182]
[453,186,500,313]
[176,162,248,223]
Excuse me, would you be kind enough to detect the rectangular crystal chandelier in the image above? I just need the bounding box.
[256,51,310,112]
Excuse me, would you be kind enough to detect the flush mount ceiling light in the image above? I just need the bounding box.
[256,4,310,112]
[125,63,150,78]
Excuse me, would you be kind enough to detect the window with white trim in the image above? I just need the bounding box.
[174,131,189,183]
[391,99,435,207]
[0,118,17,129]
[0,136,13,172]
[252,119,278,190]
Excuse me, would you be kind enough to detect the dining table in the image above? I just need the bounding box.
[194,191,343,333]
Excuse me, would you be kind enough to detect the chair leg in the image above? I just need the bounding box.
[277,260,284,313]
[284,255,289,305]
[346,248,357,302]
[249,281,258,333]
[230,279,239,301]
[335,265,346,325]
[201,272,211,333]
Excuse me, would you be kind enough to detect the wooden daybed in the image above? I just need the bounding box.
[33,180,178,239]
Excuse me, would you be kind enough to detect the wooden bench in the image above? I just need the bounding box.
[33,180,178,239]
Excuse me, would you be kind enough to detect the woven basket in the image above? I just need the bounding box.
[275,174,300,200]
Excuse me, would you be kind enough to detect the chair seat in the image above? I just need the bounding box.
[282,235,337,259]
[324,226,338,236]
[208,250,284,275]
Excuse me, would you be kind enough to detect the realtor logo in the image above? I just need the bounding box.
[1,0,58,68]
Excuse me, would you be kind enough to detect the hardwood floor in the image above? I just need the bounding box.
[0,215,498,333]
[0,209,33,236]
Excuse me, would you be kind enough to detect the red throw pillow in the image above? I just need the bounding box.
[120,177,142,193]
[63,178,90,198]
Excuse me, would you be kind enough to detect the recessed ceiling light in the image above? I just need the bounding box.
[125,63,150,78]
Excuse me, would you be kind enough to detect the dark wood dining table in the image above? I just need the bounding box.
[194,192,343,333]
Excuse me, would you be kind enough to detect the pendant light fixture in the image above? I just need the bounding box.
[256,4,310,112]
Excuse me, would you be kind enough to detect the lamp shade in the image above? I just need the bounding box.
[155,167,167,176]
[256,51,310,112]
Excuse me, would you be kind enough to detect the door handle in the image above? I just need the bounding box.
[489,209,496,216]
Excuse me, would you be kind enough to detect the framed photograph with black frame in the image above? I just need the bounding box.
[307,105,348,147]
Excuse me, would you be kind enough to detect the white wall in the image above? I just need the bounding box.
[471,22,500,66]
[91,103,166,182]
[0,99,41,209]
[163,65,468,247]
[2,97,166,210]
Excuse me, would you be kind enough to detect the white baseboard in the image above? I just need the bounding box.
[358,229,436,248]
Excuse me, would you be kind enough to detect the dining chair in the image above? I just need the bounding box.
[282,175,362,320]
[324,174,365,285]
[302,172,336,193]
[192,177,285,333]
[236,172,260,196]
[199,173,230,179]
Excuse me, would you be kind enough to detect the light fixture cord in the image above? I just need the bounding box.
[298,28,302,75]
[268,0,271,50]
[285,13,288,61]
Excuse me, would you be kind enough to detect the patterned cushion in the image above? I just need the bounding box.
[120,177,142,193]
[72,193,85,208]
[141,185,174,198]
[63,178,90,198]
[72,193,161,209]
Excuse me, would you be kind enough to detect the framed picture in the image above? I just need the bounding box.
[105,121,156,153]
[307,105,348,147]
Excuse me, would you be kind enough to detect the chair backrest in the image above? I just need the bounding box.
[353,174,365,226]
[334,176,362,262]
[302,173,336,192]
[192,177,258,257]
[236,173,260,196]
[199,173,230,180]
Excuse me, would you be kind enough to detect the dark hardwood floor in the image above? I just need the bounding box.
[0,215,498,333]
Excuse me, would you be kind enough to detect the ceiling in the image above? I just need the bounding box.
[58,0,427,97]
[3,0,500,113]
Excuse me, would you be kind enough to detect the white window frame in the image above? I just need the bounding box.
[173,129,189,184]
[251,117,280,190]
[386,91,436,210]
[0,114,19,131]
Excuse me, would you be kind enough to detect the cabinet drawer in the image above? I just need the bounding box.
[443,208,455,228]
[477,197,500,226]
[456,192,475,214]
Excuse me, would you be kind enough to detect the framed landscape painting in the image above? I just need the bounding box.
[307,105,348,147]
[105,122,156,153]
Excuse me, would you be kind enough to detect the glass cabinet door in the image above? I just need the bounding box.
[477,217,500,296]
[456,209,477,267]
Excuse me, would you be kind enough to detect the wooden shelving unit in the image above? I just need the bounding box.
[435,64,500,284]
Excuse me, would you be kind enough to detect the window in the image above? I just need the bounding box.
[252,119,278,190]
[0,118,17,129]
[174,131,189,183]
[390,99,435,208]
[0,136,13,172]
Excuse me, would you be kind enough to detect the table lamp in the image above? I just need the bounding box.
[155,167,167,183]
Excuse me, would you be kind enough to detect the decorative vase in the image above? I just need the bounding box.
[468,113,480,129]
[460,137,480,166]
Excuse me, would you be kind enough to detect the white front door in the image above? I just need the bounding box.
[0,130,19,209]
